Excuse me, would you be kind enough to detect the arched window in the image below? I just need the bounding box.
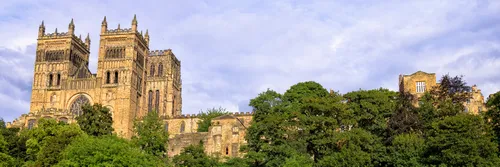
[148,90,153,112]
[114,71,119,83]
[158,63,163,76]
[150,64,155,77]
[106,71,110,84]
[48,74,53,86]
[155,90,160,112]
[56,73,61,86]
[70,95,90,116]
[59,117,68,123]
[225,147,229,155]
[180,121,185,133]
[164,122,169,132]
[28,119,36,130]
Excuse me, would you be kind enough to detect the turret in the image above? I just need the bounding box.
[85,33,91,49]
[38,20,45,38]
[101,16,107,34]
[132,14,137,31]
[68,18,75,35]
[145,29,149,45]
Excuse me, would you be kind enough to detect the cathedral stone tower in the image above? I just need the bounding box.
[146,49,182,118]
[96,15,149,137]
[11,16,182,138]
[30,19,91,119]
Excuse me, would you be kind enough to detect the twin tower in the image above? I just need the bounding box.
[23,15,182,137]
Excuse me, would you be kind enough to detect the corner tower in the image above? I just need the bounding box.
[96,15,149,137]
[30,19,91,114]
[146,49,182,118]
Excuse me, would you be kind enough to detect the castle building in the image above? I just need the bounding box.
[399,71,487,114]
[7,16,182,138]
[5,17,490,158]
[7,16,253,158]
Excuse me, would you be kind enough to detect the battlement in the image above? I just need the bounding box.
[100,15,149,46]
[170,112,253,119]
[149,49,173,56]
[38,19,90,50]
[148,49,181,65]
[38,32,90,51]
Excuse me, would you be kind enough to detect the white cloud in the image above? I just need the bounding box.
[1,0,500,122]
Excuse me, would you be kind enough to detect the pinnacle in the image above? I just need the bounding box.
[70,18,74,25]
[41,20,44,27]
[132,14,137,25]
[102,16,107,25]
[85,33,90,40]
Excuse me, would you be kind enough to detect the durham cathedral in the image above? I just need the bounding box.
[6,16,489,158]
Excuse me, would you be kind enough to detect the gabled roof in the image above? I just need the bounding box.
[71,64,93,79]
[404,71,435,77]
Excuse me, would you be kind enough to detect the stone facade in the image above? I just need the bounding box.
[7,16,182,138]
[164,113,253,158]
[6,16,253,158]
[204,114,252,157]
[399,71,487,114]
[8,18,490,158]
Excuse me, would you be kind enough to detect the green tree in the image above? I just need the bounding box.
[23,118,85,166]
[344,88,398,136]
[249,89,283,123]
[282,152,313,167]
[0,118,5,129]
[0,134,15,167]
[424,114,500,166]
[245,89,292,166]
[246,82,357,166]
[56,135,166,167]
[387,92,422,141]
[416,93,438,126]
[76,103,114,137]
[219,157,252,167]
[132,110,169,157]
[282,81,329,104]
[172,143,219,167]
[387,133,425,167]
[1,126,28,166]
[486,91,500,150]
[316,128,384,167]
[197,107,229,132]
[430,74,471,106]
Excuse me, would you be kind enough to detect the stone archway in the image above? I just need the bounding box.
[68,94,92,116]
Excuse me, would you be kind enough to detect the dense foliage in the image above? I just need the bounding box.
[1,75,500,166]
[56,135,167,166]
[132,110,169,157]
[76,104,114,136]
[197,107,229,132]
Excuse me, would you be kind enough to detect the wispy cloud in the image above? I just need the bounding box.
[1,0,500,122]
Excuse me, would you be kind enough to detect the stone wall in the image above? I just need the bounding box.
[399,71,487,114]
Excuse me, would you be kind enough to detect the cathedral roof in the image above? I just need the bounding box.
[71,64,93,79]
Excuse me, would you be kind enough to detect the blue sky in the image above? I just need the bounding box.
[1,0,500,122]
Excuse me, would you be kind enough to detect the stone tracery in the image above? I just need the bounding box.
[70,95,90,116]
